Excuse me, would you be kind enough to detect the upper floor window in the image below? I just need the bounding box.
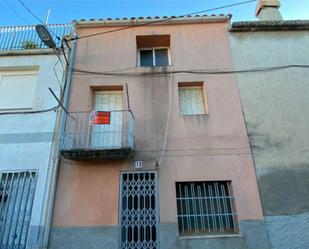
[0,71,38,110]
[137,35,170,67]
[139,48,169,67]
[178,82,207,115]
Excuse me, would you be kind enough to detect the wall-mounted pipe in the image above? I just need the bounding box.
[42,33,77,249]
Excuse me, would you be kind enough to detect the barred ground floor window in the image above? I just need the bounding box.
[176,181,238,236]
[0,170,38,249]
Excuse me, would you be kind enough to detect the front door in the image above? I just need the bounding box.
[119,172,159,249]
[91,90,123,148]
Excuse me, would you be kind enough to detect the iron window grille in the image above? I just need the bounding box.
[176,181,238,236]
[119,172,159,249]
[0,170,38,249]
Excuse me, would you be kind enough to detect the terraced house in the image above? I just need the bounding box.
[49,14,270,249]
[229,0,309,248]
[0,23,71,249]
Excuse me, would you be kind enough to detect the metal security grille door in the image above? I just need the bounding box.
[91,91,123,148]
[120,172,159,249]
[0,171,38,249]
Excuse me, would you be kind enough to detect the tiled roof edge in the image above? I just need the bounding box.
[73,14,231,27]
[230,20,309,32]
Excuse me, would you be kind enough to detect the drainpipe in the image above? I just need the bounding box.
[42,33,77,248]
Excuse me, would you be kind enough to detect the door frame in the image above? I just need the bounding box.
[118,170,160,249]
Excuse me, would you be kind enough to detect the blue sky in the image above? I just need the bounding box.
[1,0,309,26]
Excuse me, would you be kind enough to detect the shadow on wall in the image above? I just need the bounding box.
[245,122,291,150]
[244,122,309,216]
[259,167,309,216]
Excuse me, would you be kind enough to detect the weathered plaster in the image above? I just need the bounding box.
[266,213,309,249]
[49,221,270,249]
[52,20,266,248]
[229,27,309,248]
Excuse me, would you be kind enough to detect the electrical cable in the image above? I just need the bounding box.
[0,49,68,116]
[52,46,67,95]
[3,0,30,25]
[53,58,63,94]
[74,0,257,40]
[158,73,173,166]
[0,105,58,115]
[5,1,70,110]
[72,64,309,77]
[17,0,61,40]
[17,0,44,25]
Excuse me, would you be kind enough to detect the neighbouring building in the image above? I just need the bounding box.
[0,23,71,249]
[229,0,309,248]
[50,15,270,249]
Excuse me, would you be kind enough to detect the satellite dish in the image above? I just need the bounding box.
[35,24,56,48]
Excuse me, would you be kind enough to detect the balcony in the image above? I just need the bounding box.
[0,24,71,51]
[60,110,134,160]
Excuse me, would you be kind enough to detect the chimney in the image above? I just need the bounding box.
[256,0,283,21]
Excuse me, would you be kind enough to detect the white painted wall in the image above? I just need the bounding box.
[0,52,65,248]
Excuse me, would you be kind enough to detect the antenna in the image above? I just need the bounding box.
[45,7,50,25]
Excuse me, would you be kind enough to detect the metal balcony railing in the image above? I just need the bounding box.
[0,24,72,51]
[60,110,134,160]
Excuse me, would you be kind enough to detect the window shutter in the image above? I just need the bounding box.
[0,73,37,110]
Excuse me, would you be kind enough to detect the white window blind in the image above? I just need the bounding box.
[91,91,123,148]
[0,72,38,110]
[178,85,206,115]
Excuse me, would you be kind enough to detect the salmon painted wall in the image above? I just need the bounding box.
[52,20,263,227]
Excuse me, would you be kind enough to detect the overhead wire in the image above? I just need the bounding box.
[0,106,58,115]
[72,64,309,77]
[3,0,30,25]
[0,57,68,115]
[5,0,70,115]
[74,0,257,40]
[53,56,64,94]
[17,0,61,40]
[158,72,173,166]
[17,0,44,25]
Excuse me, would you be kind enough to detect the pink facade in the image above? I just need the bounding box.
[50,16,269,249]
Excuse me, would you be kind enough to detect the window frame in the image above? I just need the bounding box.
[0,70,38,111]
[175,180,239,238]
[138,47,171,67]
[178,82,208,116]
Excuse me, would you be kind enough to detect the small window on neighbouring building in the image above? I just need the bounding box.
[176,181,238,236]
[137,35,170,67]
[178,82,207,115]
[0,71,38,110]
